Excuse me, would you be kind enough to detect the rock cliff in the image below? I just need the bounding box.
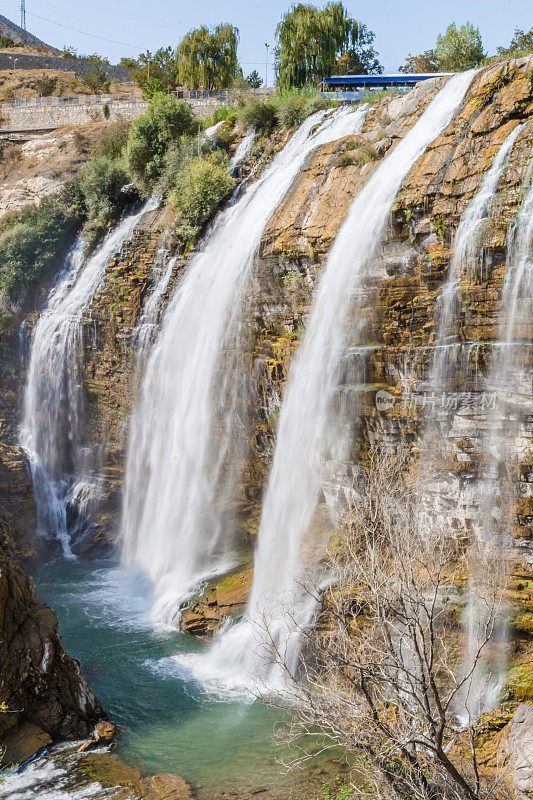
[0,513,103,764]
[58,57,533,637]
[1,55,533,773]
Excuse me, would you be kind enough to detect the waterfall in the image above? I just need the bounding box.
[20,197,158,557]
[419,123,524,722]
[120,106,368,628]
[231,129,255,174]
[457,159,533,723]
[187,71,476,693]
[134,246,178,365]
[431,123,524,388]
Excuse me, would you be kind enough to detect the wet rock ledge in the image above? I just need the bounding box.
[0,514,104,764]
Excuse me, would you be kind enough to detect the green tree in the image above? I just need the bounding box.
[118,56,138,69]
[497,27,533,59]
[399,22,485,73]
[247,69,262,88]
[130,47,179,95]
[275,2,381,89]
[82,63,110,93]
[398,49,440,73]
[124,93,196,192]
[177,24,240,90]
[435,22,485,71]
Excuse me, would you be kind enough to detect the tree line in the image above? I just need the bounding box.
[112,4,532,96]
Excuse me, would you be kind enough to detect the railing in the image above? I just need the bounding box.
[6,87,278,108]
[10,92,143,107]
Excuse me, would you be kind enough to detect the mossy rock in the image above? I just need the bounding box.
[508,660,533,703]
[512,612,533,635]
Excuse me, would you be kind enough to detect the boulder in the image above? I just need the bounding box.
[143,772,193,800]
[1,722,51,765]
[94,721,122,743]
[509,704,533,796]
[76,720,123,752]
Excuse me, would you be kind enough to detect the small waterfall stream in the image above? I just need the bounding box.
[231,129,255,174]
[418,123,526,721]
[431,123,524,388]
[190,70,476,692]
[120,106,368,627]
[20,197,158,556]
[458,161,533,722]
[134,245,178,365]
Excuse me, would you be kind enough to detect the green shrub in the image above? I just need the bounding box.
[34,76,57,97]
[237,96,278,134]
[276,93,309,127]
[0,196,82,306]
[124,93,196,193]
[352,140,379,166]
[93,121,129,160]
[208,105,238,126]
[77,155,131,240]
[82,63,110,94]
[157,136,199,198]
[169,151,235,239]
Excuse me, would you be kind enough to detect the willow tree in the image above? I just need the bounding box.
[177,24,240,90]
[275,2,382,89]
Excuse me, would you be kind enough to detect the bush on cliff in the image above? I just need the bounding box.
[76,155,132,241]
[236,90,333,134]
[0,195,81,309]
[124,94,196,193]
[168,150,235,239]
[237,96,278,134]
[157,136,200,198]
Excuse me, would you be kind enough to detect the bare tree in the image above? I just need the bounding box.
[267,448,511,800]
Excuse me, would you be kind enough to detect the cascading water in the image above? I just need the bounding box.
[189,70,477,692]
[431,123,524,388]
[418,122,524,722]
[120,106,368,627]
[457,155,533,723]
[231,129,255,174]
[20,197,158,556]
[134,246,178,365]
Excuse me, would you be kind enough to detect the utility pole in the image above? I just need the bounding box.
[20,0,26,43]
[146,51,152,82]
[264,43,270,89]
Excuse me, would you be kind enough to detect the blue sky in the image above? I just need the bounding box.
[3,0,530,80]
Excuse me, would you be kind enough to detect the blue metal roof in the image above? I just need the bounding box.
[323,73,449,89]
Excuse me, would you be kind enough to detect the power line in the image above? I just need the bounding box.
[26,10,145,50]
[25,9,276,64]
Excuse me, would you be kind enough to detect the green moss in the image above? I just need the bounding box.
[512,612,533,635]
[508,661,533,702]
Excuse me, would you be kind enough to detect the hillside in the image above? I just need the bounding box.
[0,13,59,54]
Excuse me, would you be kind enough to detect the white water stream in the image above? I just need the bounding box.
[134,246,178,365]
[231,129,255,174]
[457,156,533,723]
[185,71,477,693]
[431,123,524,388]
[20,197,158,556]
[120,106,368,628]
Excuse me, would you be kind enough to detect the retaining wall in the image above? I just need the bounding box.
[1,99,148,127]
[0,52,132,82]
[0,97,227,128]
